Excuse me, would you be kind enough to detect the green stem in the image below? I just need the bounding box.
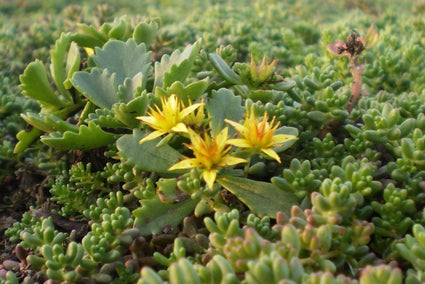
[243,157,252,177]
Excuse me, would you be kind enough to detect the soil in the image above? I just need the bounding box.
[0,165,50,264]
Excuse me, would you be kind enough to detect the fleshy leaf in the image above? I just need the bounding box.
[107,17,132,40]
[50,32,73,103]
[64,41,81,89]
[71,68,117,109]
[117,73,144,103]
[157,178,179,203]
[116,129,182,173]
[209,53,242,85]
[14,128,42,154]
[133,198,197,236]
[155,79,208,105]
[21,112,79,133]
[112,95,149,128]
[269,80,296,91]
[92,39,152,87]
[71,23,108,48]
[154,40,201,88]
[217,176,299,217]
[133,20,158,46]
[19,60,65,108]
[85,108,125,128]
[274,126,299,152]
[40,122,116,150]
[206,88,244,135]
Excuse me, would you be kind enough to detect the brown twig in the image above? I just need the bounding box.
[347,55,365,113]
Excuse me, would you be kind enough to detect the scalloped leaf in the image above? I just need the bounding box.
[71,68,117,109]
[154,40,201,88]
[116,129,181,173]
[206,88,244,135]
[50,32,73,103]
[64,41,81,89]
[133,20,158,46]
[133,197,198,235]
[70,23,108,48]
[19,60,65,108]
[85,108,125,128]
[14,128,42,154]
[117,73,144,103]
[40,122,115,150]
[21,112,78,133]
[217,176,298,217]
[155,79,208,105]
[93,39,151,87]
[112,95,149,128]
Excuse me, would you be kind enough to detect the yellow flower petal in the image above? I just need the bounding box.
[136,116,155,125]
[168,158,197,171]
[215,127,229,149]
[171,123,189,133]
[203,169,217,189]
[137,95,202,144]
[261,148,281,163]
[139,130,166,144]
[180,102,203,118]
[227,138,252,148]
[224,119,246,135]
[218,155,247,167]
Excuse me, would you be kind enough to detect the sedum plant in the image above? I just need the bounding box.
[3,1,425,283]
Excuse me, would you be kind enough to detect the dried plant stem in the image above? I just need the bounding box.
[347,56,365,113]
[319,57,364,139]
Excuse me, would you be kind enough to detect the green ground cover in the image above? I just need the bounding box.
[1,0,425,283]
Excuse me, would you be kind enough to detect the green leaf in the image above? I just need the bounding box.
[14,128,42,153]
[209,53,242,85]
[92,39,152,87]
[64,41,81,89]
[40,122,115,150]
[108,17,132,40]
[133,20,158,46]
[117,74,144,104]
[134,198,197,235]
[117,129,182,173]
[154,40,201,88]
[217,176,298,217]
[206,89,244,134]
[155,79,209,105]
[71,24,108,48]
[21,112,79,133]
[307,110,326,123]
[50,32,73,103]
[19,60,65,108]
[71,68,117,109]
[269,80,296,91]
[274,126,299,152]
[157,178,179,203]
[112,95,149,128]
[85,108,125,128]
[247,90,273,103]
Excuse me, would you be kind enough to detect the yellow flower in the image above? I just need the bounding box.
[183,99,206,131]
[169,128,246,189]
[225,107,297,163]
[136,95,203,144]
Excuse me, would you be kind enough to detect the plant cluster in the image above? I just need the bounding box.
[1,0,425,283]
